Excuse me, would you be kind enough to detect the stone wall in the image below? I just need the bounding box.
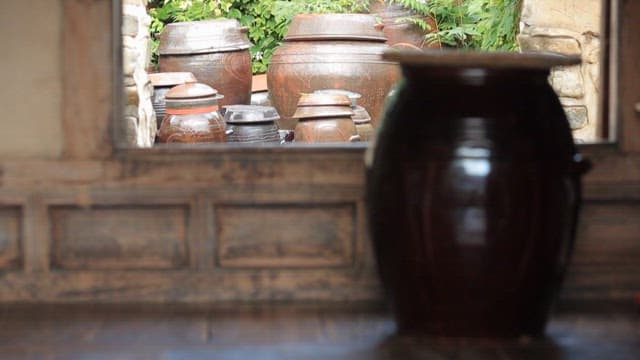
[122,0,155,147]
[518,0,602,142]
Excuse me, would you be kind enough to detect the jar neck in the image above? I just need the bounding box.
[401,66,550,88]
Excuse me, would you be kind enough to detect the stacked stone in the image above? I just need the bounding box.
[122,0,156,147]
[518,0,601,142]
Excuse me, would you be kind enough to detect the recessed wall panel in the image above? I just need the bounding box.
[51,206,188,270]
[216,203,355,268]
[0,207,22,269]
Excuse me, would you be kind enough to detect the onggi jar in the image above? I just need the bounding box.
[157,83,227,143]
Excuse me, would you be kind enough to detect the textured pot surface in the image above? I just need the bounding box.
[268,41,399,129]
[223,105,280,143]
[367,51,587,338]
[159,19,252,107]
[369,0,440,49]
[157,83,227,143]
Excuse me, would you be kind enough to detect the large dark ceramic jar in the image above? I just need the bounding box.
[366,50,590,338]
[158,19,252,107]
[268,14,400,130]
[157,83,226,143]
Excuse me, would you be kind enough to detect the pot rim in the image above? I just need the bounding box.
[383,49,581,69]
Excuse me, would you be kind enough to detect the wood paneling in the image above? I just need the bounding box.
[562,202,640,302]
[62,0,115,159]
[50,206,189,270]
[0,207,21,270]
[215,203,356,268]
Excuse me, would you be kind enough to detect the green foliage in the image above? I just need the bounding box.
[389,0,521,51]
[147,0,368,74]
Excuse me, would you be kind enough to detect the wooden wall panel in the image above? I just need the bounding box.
[215,203,356,268]
[50,206,189,270]
[0,207,22,270]
[562,203,640,302]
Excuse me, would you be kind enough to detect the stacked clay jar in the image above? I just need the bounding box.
[267,14,400,130]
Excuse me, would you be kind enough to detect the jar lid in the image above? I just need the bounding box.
[313,89,362,107]
[165,83,223,110]
[285,14,387,42]
[297,93,352,107]
[292,105,353,120]
[149,72,197,87]
[159,19,251,55]
[223,105,280,124]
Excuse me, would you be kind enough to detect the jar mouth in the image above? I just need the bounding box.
[383,49,581,70]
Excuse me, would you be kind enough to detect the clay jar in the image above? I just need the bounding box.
[369,0,440,49]
[149,72,197,130]
[314,89,374,141]
[157,83,226,143]
[293,93,358,143]
[158,19,252,107]
[268,14,400,130]
[223,105,280,144]
[366,50,591,338]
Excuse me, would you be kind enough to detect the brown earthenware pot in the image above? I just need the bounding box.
[369,0,441,49]
[157,83,226,143]
[223,105,280,144]
[149,72,197,130]
[158,19,252,107]
[267,14,400,130]
[366,50,591,338]
[314,89,374,141]
[293,106,359,143]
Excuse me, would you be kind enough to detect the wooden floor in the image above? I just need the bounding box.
[0,304,638,359]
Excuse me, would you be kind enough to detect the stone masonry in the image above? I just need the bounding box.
[122,0,155,147]
[518,0,602,142]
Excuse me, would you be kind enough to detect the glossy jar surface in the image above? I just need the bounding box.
[366,51,589,338]
[158,19,252,107]
[267,14,399,130]
[157,83,227,143]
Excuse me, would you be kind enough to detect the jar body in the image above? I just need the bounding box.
[227,122,280,143]
[151,85,171,130]
[159,50,252,107]
[295,116,358,143]
[157,111,226,143]
[367,67,587,337]
[268,41,399,129]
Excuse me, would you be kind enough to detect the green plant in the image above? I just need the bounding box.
[387,0,521,51]
[147,0,368,74]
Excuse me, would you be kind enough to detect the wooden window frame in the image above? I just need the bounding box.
[0,0,630,304]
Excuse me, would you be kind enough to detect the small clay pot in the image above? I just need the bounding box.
[314,89,373,141]
[157,83,226,143]
[223,105,280,144]
[292,93,358,143]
